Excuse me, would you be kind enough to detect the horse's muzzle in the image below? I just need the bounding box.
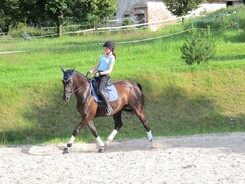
[63,94,71,101]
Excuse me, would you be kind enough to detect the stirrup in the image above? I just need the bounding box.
[106,106,113,116]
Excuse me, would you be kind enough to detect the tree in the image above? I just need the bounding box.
[0,0,21,30]
[163,0,205,16]
[0,0,117,35]
[0,0,44,31]
[180,26,216,65]
[67,0,117,27]
[44,0,68,36]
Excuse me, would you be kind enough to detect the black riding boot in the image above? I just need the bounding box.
[100,89,113,116]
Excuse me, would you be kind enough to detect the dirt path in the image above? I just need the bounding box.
[0,132,245,184]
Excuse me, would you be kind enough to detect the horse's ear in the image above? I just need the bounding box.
[72,67,76,73]
[61,66,65,73]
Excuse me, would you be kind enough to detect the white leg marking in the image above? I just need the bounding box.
[96,136,104,147]
[105,129,118,146]
[108,129,118,141]
[68,135,76,144]
[147,130,153,142]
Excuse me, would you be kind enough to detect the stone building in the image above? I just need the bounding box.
[116,0,244,31]
[116,0,175,31]
[206,0,244,7]
[190,0,244,15]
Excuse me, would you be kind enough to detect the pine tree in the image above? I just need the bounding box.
[180,26,216,65]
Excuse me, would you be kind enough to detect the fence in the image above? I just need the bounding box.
[0,15,195,42]
[0,10,241,45]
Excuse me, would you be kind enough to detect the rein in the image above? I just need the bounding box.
[73,80,89,93]
[63,76,90,95]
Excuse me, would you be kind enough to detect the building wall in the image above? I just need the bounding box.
[232,2,244,7]
[189,2,227,15]
[116,0,148,20]
[117,0,175,31]
[207,0,243,2]
[189,1,244,15]
[147,1,176,31]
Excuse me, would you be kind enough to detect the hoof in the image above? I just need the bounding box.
[149,141,154,149]
[98,146,105,153]
[63,147,70,154]
[105,140,111,148]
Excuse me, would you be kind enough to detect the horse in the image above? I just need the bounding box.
[61,67,153,153]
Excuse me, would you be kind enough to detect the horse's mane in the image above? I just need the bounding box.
[74,70,85,77]
[74,71,87,80]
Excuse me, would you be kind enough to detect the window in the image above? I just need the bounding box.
[226,1,233,6]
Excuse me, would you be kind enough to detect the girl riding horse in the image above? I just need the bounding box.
[86,40,116,116]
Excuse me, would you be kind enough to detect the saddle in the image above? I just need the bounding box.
[90,78,118,102]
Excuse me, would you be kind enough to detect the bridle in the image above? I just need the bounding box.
[63,76,89,95]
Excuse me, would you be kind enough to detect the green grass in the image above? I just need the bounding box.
[0,8,245,145]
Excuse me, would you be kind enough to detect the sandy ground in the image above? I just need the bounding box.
[0,132,245,184]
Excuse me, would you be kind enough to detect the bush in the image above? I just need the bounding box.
[122,18,132,26]
[180,26,216,65]
[8,23,44,38]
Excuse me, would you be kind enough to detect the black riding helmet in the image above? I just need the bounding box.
[103,40,115,49]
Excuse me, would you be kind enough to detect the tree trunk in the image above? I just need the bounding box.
[57,14,63,37]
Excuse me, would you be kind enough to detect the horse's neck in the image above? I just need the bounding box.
[74,72,86,84]
[74,72,90,101]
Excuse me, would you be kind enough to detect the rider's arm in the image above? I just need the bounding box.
[91,60,100,73]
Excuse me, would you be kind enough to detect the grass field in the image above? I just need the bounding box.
[0,7,245,144]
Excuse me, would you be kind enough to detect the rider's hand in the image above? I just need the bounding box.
[94,71,100,77]
[86,69,93,78]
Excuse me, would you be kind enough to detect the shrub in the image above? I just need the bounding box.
[180,26,216,65]
[122,18,132,26]
[8,23,44,38]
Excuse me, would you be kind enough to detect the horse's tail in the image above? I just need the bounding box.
[137,83,145,106]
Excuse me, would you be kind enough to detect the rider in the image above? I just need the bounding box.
[86,40,116,116]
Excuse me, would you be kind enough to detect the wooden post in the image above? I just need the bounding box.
[58,24,62,37]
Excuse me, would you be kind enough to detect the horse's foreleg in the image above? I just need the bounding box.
[63,118,90,154]
[105,111,123,147]
[87,121,105,153]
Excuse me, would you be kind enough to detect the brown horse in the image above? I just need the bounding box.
[61,67,153,153]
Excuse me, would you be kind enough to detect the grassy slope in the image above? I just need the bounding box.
[0,8,245,144]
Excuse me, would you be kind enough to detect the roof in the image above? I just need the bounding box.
[133,2,147,8]
[123,10,131,15]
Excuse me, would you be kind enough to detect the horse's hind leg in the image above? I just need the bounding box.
[137,111,153,142]
[105,111,123,147]
[131,104,154,146]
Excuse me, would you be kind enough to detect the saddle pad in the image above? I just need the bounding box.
[90,80,118,102]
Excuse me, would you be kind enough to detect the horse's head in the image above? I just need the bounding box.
[61,67,76,101]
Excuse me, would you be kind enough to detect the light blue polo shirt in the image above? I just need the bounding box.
[98,54,115,71]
